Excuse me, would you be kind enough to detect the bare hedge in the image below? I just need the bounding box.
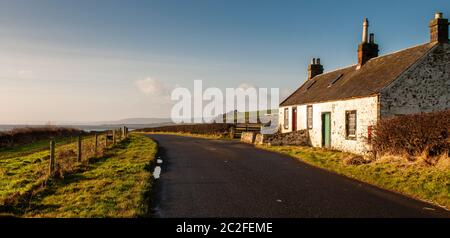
[371,110,450,157]
[0,127,84,147]
[137,123,234,135]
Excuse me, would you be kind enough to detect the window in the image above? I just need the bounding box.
[346,110,357,139]
[328,74,344,88]
[284,108,289,129]
[307,105,313,129]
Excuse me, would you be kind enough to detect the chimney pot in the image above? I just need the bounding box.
[362,18,369,43]
[358,18,379,68]
[369,33,375,43]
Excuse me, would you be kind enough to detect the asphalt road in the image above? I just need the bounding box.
[147,134,450,218]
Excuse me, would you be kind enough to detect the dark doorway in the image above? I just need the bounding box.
[292,107,297,131]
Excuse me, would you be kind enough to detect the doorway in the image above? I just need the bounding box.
[322,112,331,148]
[292,107,297,131]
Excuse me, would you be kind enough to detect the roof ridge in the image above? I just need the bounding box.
[315,65,355,78]
[315,42,435,79]
[366,42,436,62]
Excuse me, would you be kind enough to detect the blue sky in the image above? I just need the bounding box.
[0,0,448,123]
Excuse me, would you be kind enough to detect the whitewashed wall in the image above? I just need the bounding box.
[279,96,379,154]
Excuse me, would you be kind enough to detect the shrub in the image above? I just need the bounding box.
[371,110,450,158]
[137,123,234,135]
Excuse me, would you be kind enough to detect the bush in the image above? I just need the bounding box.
[0,127,84,147]
[137,123,234,135]
[371,110,450,157]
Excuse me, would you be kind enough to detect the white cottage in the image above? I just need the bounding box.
[279,13,450,154]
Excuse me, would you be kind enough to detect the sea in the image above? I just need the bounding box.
[0,124,170,132]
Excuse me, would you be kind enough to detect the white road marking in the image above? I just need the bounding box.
[276,199,283,203]
[423,207,435,211]
[153,166,161,179]
[157,159,163,164]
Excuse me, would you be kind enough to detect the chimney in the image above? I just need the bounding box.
[308,58,324,80]
[357,18,379,68]
[430,12,449,43]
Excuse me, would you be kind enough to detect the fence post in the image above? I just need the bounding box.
[49,139,56,176]
[95,132,98,157]
[229,126,236,139]
[104,131,108,148]
[122,126,127,138]
[77,135,82,162]
[113,130,116,144]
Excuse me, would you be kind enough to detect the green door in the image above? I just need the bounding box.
[322,113,331,148]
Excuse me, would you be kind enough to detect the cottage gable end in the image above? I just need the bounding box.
[380,43,450,117]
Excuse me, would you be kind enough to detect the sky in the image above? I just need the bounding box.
[0,0,448,123]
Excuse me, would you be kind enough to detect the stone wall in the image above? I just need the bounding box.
[256,130,311,146]
[240,132,256,144]
[380,43,450,117]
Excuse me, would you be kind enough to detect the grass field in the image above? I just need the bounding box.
[0,134,157,217]
[259,145,450,210]
[0,136,79,203]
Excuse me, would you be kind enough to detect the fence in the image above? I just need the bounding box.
[48,126,129,177]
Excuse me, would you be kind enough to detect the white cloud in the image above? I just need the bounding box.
[135,77,170,96]
[237,83,258,90]
[17,70,33,79]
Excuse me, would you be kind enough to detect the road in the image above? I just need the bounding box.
[147,134,450,218]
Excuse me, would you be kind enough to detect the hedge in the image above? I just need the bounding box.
[371,110,450,157]
[136,123,234,135]
[0,127,84,147]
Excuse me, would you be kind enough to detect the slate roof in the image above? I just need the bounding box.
[280,42,437,107]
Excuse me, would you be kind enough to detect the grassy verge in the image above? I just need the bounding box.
[1,134,157,217]
[258,145,450,210]
[0,136,86,203]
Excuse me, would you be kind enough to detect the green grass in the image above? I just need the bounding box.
[0,136,74,160]
[20,134,157,218]
[0,134,157,217]
[24,134,157,217]
[0,137,79,203]
[259,145,450,210]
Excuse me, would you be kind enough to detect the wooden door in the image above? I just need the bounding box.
[292,107,297,131]
[322,112,331,148]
